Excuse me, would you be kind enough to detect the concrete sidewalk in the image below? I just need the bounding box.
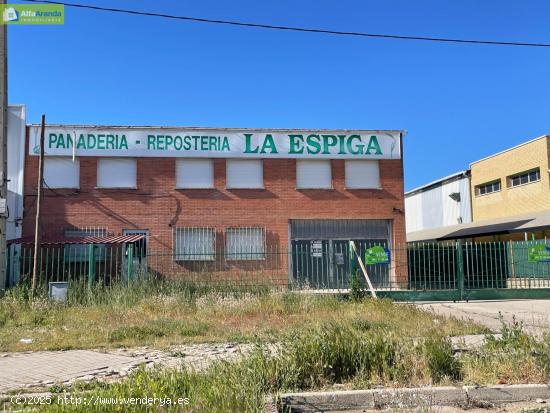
[280,385,550,412]
[0,343,250,394]
[417,299,550,336]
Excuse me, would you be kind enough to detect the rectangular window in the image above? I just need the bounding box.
[176,159,214,189]
[508,168,540,188]
[296,160,332,189]
[225,227,265,260]
[64,227,107,262]
[475,180,501,196]
[226,159,263,189]
[43,157,79,189]
[345,160,380,189]
[97,158,137,188]
[174,227,215,261]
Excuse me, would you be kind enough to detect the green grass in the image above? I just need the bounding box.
[0,278,484,351]
[461,316,550,385]
[22,324,463,412]
[19,317,550,413]
[2,280,549,412]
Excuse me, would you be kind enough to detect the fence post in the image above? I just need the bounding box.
[455,240,464,301]
[509,240,516,278]
[5,243,10,289]
[350,241,357,288]
[127,244,134,284]
[87,244,96,288]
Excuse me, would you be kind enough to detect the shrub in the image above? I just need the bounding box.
[349,270,365,302]
[423,335,461,382]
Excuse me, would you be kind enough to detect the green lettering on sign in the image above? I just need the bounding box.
[306,134,321,154]
[322,135,338,154]
[366,136,382,155]
[347,135,363,155]
[221,136,230,151]
[261,134,278,154]
[289,135,304,154]
[244,133,259,153]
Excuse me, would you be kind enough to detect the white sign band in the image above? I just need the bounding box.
[28,127,402,159]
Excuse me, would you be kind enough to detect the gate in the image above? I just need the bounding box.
[372,240,550,301]
[291,239,390,290]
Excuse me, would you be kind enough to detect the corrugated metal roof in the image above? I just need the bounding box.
[8,234,146,245]
[407,210,550,242]
[405,170,470,197]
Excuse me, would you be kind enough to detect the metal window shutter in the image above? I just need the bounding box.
[296,160,332,189]
[225,227,265,260]
[176,159,214,188]
[43,157,80,189]
[345,160,380,189]
[226,159,263,189]
[175,227,215,260]
[97,158,137,188]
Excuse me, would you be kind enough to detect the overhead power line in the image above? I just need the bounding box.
[23,0,550,48]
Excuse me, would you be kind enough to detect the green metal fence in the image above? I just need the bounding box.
[6,240,550,300]
[402,240,550,301]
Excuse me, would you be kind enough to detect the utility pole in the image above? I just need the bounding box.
[31,115,45,295]
[0,0,8,292]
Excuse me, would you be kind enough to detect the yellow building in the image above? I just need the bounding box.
[408,135,550,243]
[470,135,550,223]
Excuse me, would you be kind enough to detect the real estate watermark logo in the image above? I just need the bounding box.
[1,4,64,24]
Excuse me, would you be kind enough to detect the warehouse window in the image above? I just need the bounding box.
[176,159,214,189]
[225,227,265,260]
[475,180,501,196]
[345,160,380,189]
[296,160,332,189]
[508,168,540,188]
[174,227,215,261]
[97,158,137,188]
[226,159,263,189]
[43,157,80,189]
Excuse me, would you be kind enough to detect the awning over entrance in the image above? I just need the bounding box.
[7,234,146,245]
[407,210,550,242]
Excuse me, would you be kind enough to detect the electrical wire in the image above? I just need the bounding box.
[21,0,550,48]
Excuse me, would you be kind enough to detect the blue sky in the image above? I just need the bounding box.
[9,0,550,190]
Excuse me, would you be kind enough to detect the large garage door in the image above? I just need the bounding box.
[290,219,392,289]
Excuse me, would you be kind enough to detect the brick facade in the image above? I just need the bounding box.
[21,126,407,286]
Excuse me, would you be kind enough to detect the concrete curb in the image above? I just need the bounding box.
[279,384,550,412]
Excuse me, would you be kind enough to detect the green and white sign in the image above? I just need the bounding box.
[528,244,550,263]
[28,126,401,159]
[364,245,391,265]
[1,4,64,24]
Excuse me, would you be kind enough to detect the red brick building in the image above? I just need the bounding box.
[20,125,406,288]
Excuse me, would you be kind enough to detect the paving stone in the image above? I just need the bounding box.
[0,343,253,394]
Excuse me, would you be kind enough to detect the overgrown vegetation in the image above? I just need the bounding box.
[21,324,465,412]
[2,280,549,412]
[0,278,483,351]
[23,317,550,413]
[349,269,366,302]
[461,315,550,385]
